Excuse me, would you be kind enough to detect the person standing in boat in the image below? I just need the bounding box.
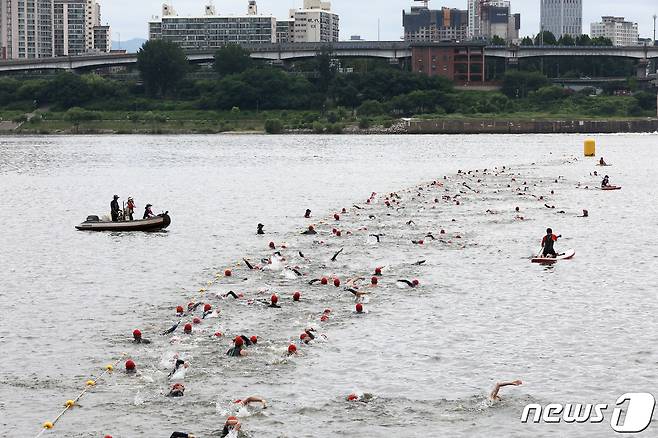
[143,203,155,219]
[110,195,120,222]
[126,197,136,221]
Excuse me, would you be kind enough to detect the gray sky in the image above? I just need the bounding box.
[104,0,658,41]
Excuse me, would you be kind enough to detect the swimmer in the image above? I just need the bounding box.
[425,233,436,240]
[257,223,265,235]
[239,335,254,346]
[268,294,281,308]
[235,396,267,409]
[330,248,344,262]
[170,432,195,438]
[243,258,255,270]
[413,260,426,266]
[302,225,317,235]
[133,329,151,344]
[298,250,305,258]
[167,383,185,397]
[490,380,523,401]
[397,279,419,288]
[226,336,248,357]
[221,416,241,438]
[305,209,311,218]
[287,344,298,356]
[541,228,561,257]
[162,320,182,335]
[168,359,188,379]
[224,291,240,299]
[579,209,589,218]
[369,234,383,242]
[406,220,415,225]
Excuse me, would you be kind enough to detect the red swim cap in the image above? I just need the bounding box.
[347,393,358,401]
[324,308,331,314]
[293,291,301,301]
[356,303,363,313]
[288,344,297,354]
[300,333,308,340]
[321,277,328,285]
[125,360,135,371]
[412,279,419,286]
[250,336,258,344]
[133,329,142,338]
[234,336,244,346]
[332,228,337,234]
[176,305,184,313]
[320,315,329,322]
[192,317,201,324]
[214,331,223,337]
[204,303,212,312]
[375,267,382,275]
[184,323,192,333]
[336,230,342,237]
[269,241,275,249]
[271,294,278,304]
[334,214,340,220]
[227,416,238,423]
[333,278,341,287]
[224,269,232,277]
[371,276,378,285]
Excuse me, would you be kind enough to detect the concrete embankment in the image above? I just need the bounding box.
[403,118,658,134]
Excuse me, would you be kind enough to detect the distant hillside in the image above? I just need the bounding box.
[111,38,147,53]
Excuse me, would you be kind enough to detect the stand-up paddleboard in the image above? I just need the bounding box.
[601,186,622,191]
[596,164,612,167]
[531,249,575,264]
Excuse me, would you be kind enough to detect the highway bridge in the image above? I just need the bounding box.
[0,41,656,73]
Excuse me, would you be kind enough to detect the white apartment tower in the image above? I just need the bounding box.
[290,0,339,43]
[591,17,639,46]
[540,0,582,38]
[468,0,511,39]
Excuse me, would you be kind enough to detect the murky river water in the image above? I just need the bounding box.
[1,133,657,438]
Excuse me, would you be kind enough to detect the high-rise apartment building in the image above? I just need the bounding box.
[290,0,339,43]
[540,0,582,38]
[591,16,639,46]
[54,0,85,56]
[479,3,520,42]
[403,5,469,42]
[148,1,340,48]
[0,0,109,59]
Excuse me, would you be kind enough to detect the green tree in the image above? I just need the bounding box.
[315,46,337,92]
[501,71,550,98]
[214,44,253,76]
[357,100,385,116]
[490,35,506,46]
[575,34,592,46]
[520,36,534,46]
[137,40,188,97]
[591,36,613,46]
[557,34,576,46]
[264,119,283,134]
[44,73,93,109]
[535,31,557,45]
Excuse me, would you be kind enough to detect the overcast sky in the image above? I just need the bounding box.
[104,0,658,41]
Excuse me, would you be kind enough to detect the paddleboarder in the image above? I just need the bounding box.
[541,228,561,258]
[601,175,610,188]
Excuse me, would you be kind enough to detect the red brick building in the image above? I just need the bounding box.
[411,42,486,83]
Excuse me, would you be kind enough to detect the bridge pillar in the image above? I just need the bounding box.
[637,59,649,79]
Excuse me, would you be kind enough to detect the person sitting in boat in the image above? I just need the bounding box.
[143,204,155,219]
[599,157,607,166]
[110,195,120,222]
[601,175,610,188]
[126,197,136,221]
[541,228,561,258]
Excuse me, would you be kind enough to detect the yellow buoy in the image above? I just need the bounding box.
[65,400,75,408]
[584,139,596,157]
[86,380,96,386]
[43,421,54,429]
[105,364,114,372]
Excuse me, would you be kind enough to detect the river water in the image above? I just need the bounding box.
[0,133,657,438]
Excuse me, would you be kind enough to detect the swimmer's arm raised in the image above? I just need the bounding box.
[490,380,522,401]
